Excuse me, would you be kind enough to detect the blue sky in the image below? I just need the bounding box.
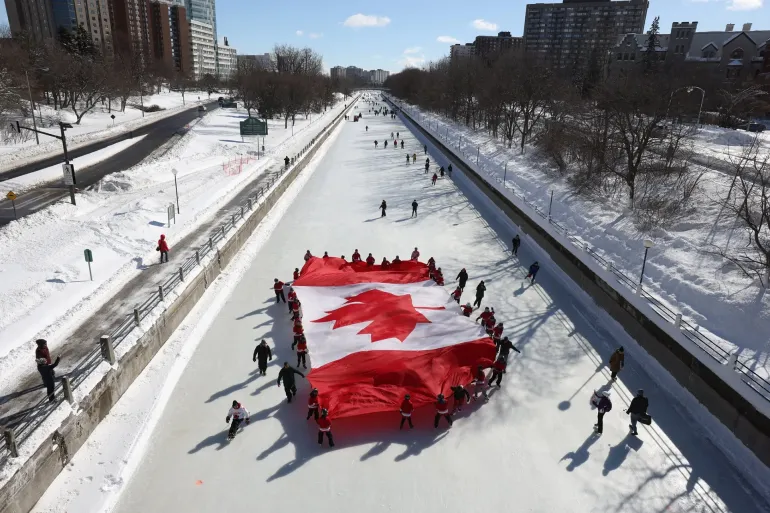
[1,0,767,72]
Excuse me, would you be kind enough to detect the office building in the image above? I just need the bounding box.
[147,1,191,74]
[189,19,216,78]
[609,21,770,81]
[216,36,237,78]
[524,0,648,69]
[473,31,523,61]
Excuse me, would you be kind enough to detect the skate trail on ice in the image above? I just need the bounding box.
[101,96,770,513]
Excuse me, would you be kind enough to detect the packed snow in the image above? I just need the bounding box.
[0,96,347,396]
[389,98,770,380]
[32,94,770,513]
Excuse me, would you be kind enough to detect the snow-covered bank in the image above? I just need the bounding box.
[388,96,770,379]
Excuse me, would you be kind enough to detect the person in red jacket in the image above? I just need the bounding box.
[317,409,335,447]
[427,257,436,272]
[293,268,300,280]
[399,394,414,429]
[352,249,361,262]
[292,321,304,349]
[272,278,286,303]
[492,322,504,347]
[287,289,297,314]
[488,356,507,388]
[472,365,489,401]
[484,316,496,336]
[366,253,375,266]
[306,388,320,420]
[157,234,170,263]
[434,268,444,286]
[291,299,302,321]
[434,394,453,428]
[461,303,473,317]
[381,257,390,269]
[431,173,438,185]
[476,307,493,324]
[410,247,420,261]
[450,287,462,304]
[296,335,308,369]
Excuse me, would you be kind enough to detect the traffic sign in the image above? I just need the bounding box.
[240,117,268,136]
[62,164,75,186]
[84,249,93,262]
[6,191,17,201]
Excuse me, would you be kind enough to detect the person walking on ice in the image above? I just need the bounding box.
[473,281,486,308]
[157,234,170,263]
[317,409,335,447]
[225,400,250,440]
[411,200,418,217]
[434,394,453,428]
[512,235,521,256]
[412,153,417,163]
[307,388,320,420]
[608,347,625,381]
[425,160,430,173]
[400,394,414,429]
[380,200,387,217]
[456,268,468,291]
[374,140,378,148]
[272,278,286,303]
[277,362,305,403]
[592,390,612,435]
[252,340,273,376]
[526,262,540,284]
[627,389,649,436]
[411,247,420,261]
[431,173,438,185]
[406,154,410,165]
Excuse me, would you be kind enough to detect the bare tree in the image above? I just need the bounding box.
[66,55,108,123]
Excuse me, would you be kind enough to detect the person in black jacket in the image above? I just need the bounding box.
[512,235,521,256]
[411,200,418,218]
[473,281,486,308]
[252,340,273,376]
[497,337,521,361]
[277,362,305,403]
[627,389,649,436]
[36,354,61,403]
[456,268,468,291]
[379,200,387,217]
[450,385,471,413]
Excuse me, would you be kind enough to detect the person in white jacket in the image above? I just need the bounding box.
[226,400,250,440]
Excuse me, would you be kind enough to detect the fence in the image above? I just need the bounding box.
[0,99,353,463]
[223,156,257,176]
[386,96,770,406]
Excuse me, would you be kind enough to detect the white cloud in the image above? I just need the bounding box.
[309,32,323,39]
[343,13,391,28]
[727,0,763,9]
[296,30,303,36]
[437,35,461,44]
[397,53,426,68]
[471,19,498,31]
[404,46,422,54]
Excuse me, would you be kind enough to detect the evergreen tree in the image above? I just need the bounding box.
[643,16,661,73]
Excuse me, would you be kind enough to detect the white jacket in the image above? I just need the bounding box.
[227,406,249,420]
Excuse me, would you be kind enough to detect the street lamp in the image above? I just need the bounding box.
[24,67,48,145]
[172,169,180,214]
[666,86,706,127]
[639,239,654,285]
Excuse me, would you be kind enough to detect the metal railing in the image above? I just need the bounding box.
[386,95,770,405]
[0,98,356,462]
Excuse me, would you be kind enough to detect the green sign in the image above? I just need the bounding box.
[84,249,93,263]
[240,117,268,136]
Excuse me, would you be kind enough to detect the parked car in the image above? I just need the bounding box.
[747,122,766,133]
[221,100,238,108]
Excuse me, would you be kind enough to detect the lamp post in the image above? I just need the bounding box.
[639,239,654,285]
[666,86,706,126]
[24,70,39,145]
[172,168,180,214]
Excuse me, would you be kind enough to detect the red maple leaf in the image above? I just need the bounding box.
[312,289,444,343]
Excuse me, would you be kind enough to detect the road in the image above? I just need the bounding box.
[109,95,768,513]
[0,101,219,225]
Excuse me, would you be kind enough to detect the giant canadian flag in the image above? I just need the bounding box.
[292,257,496,418]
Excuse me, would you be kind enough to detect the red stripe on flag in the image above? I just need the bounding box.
[295,257,430,287]
[307,339,496,418]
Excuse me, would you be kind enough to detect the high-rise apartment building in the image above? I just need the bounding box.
[450,43,475,60]
[473,31,523,61]
[330,65,346,80]
[237,53,272,70]
[5,0,55,41]
[184,0,217,72]
[147,1,191,74]
[109,0,148,57]
[73,0,113,55]
[216,35,236,78]
[189,19,216,78]
[523,0,648,70]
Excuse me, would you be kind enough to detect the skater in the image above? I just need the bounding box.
[456,268,468,291]
[451,286,462,304]
[385,140,388,148]
[380,200,387,217]
[431,173,438,185]
[447,164,452,176]
[488,356,507,388]
[461,302,473,317]
[307,388,320,420]
[472,365,489,401]
[434,394,453,428]
[394,141,398,150]
[439,166,444,177]
[277,362,305,403]
[397,131,400,138]
[226,400,250,440]
[609,347,625,381]
[424,160,430,173]
[156,234,170,264]
[374,140,378,148]
[473,281,486,308]
[406,154,410,165]
[35,339,60,403]
[450,384,471,413]
[424,144,427,154]
[284,156,290,168]
[627,389,649,436]
[391,132,394,138]
[412,153,417,163]
[512,234,521,256]
[272,278,286,303]
[252,339,273,375]
[366,253,375,266]
[304,250,312,262]
[400,140,404,149]
[366,125,368,131]
[352,249,361,262]
[292,320,304,349]
[399,394,414,429]
[293,267,300,280]
[526,262,540,284]
[593,390,612,434]
[317,409,335,447]
[411,247,420,261]
[411,200,418,217]
[497,336,521,361]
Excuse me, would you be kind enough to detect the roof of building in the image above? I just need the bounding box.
[618,33,671,52]
[689,30,770,58]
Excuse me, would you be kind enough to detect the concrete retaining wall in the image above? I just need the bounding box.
[0,98,357,513]
[391,99,770,468]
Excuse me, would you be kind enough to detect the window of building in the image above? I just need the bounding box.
[731,48,745,60]
[617,52,623,61]
[703,50,716,59]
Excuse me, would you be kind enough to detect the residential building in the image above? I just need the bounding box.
[109,0,149,58]
[189,19,216,78]
[4,0,57,41]
[524,0,648,70]
[330,65,346,80]
[184,0,217,72]
[73,0,113,55]
[147,1,191,75]
[609,21,770,81]
[371,69,389,84]
[216,35,236,78]
[345,65,365,80]
[237,53,272,70]
[450,43,475,61]
[473,31,523,62]
[50,0,77,32]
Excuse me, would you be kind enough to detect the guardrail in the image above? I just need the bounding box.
[0,99,354,463]
[385,95,770,405]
